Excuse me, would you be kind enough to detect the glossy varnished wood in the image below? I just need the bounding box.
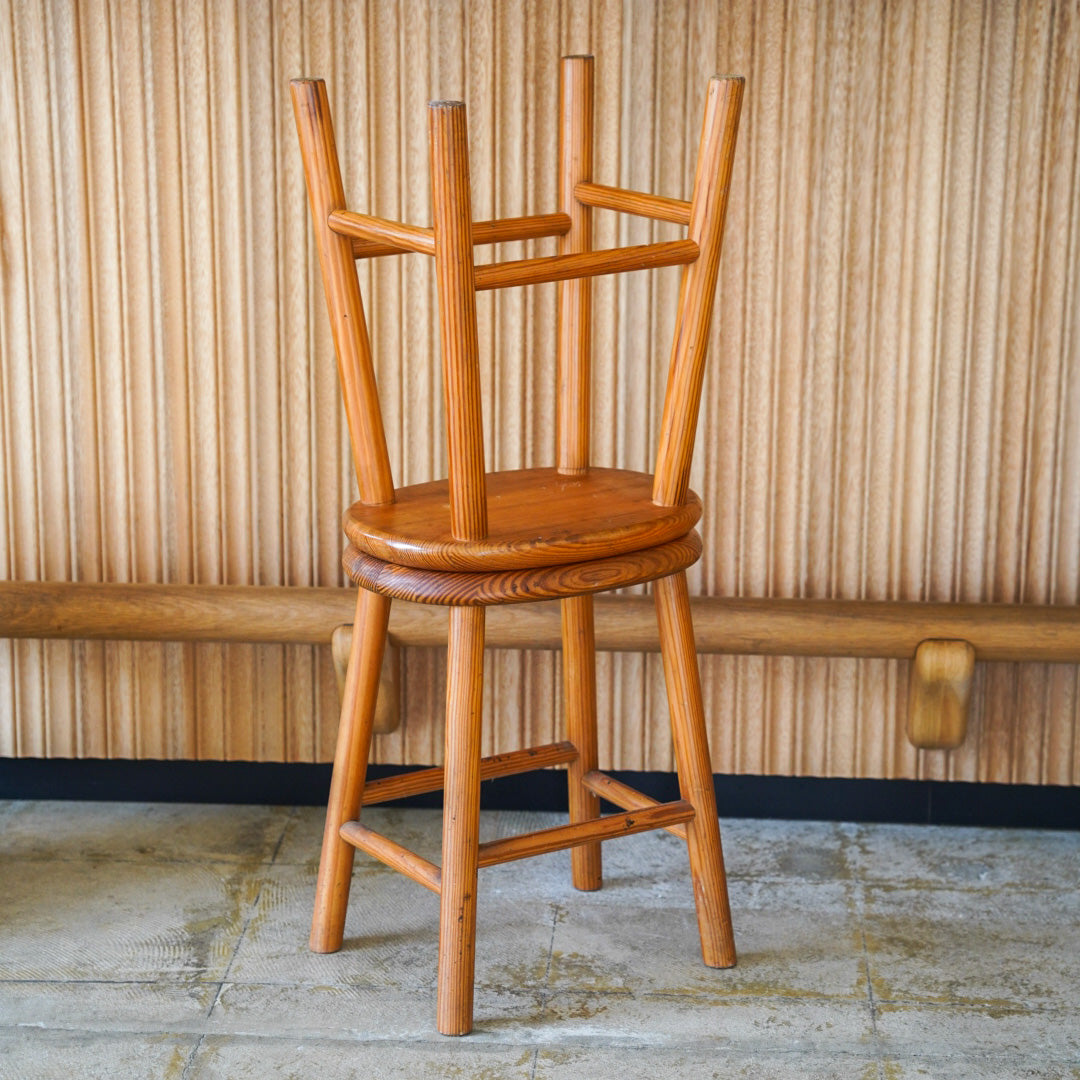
[563,594,602,889]
[349,212,571,259]
[309,588,391,953]
[653,76,744,507]
[907,639,976,750]
[339,821,442,894]
[557,55,594,476]
[655,572,736,968]
[555,61,601,890]
[582,770,688,840]
[328,209,435,254]
[476,799,696,867]
[437,605,486,1036]
[430,102,487,543]
[474,239,698,291]
[574,181,692,225]
[343,468,702,571]
[331,624,398,734]
[342,532,703,606]
[360,741,578,805]
[289,79,394,505]
[292,53,744,1036]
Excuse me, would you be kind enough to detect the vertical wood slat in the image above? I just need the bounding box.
[0,0,1078,785]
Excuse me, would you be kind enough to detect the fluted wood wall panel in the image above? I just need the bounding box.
[2,0,1078,783]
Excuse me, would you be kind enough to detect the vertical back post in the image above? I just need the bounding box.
[290,79,394,505]
[652,76,743,507]
[429,101,488,541]
[556,55,595,475]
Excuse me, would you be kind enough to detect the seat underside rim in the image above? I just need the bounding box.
[342,530,703,606]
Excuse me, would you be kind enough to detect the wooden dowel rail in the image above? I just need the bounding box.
[582,770,688,839]
[0,582,352,644]
[361,741,579,804]
[388,596,1080,664]
[339,821,442,894]
[2,582,1080,664]
[473,239,699,291]
[471,212,572,246]
[328,209,435,255]
[574,181,692,225]
[349,212,572,259]
[476,799,696,867]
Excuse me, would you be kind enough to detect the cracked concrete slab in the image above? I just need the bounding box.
[1,800,1078,1077]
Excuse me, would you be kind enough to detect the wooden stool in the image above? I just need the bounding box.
[291,56,743,1036]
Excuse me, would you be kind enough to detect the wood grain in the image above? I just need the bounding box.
[655,571,736,968]
[429,101,487,543]
[289,79,394,506]
[437,605,485,1035]
[339,821,442,894]
[342,533,703,606]
[653,76,743,507]
[474,239,698,291]
[343,468,701,570]
[557,55,594,476]
[907,640,977,750]
[563,593,602,889]
[328,209,435,255]
[349,212,571,258]
[582,769,688,840]
[309,588,390,953]
[574,181,691,225]
[5,581,1079,662]
[360,740,578,804]
[2,1,1078,784]
[476,799,696,867]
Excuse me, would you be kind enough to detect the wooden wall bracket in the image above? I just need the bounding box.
[4,583,1080,755]
[906,639,976,750]
[331,624,401,734]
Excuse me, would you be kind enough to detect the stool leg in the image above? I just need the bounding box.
[562,594,602,890]
[310,588,391,953]
[437,606,486,1035]
[654,572,736,969]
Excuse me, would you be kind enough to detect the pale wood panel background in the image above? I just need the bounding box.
[1,0,1078,782]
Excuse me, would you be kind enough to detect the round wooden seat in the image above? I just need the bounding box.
[343,529,703,605]
[343,467,702,571]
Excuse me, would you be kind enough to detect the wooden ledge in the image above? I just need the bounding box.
[2,583,1079,663]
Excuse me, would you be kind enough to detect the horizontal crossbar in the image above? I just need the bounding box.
[575,181,691,225]
[361,740,579,805]
[473,239,699,291]
[329,210,436,255]
[582,770,688,840]
[339,821,442,893]
[348,212,573,259]
[476,799,695,867]
[471,212,572,245]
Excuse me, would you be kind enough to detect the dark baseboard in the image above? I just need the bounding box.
[1,757,1078,829]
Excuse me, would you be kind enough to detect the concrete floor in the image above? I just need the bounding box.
[1,800,1078,1079]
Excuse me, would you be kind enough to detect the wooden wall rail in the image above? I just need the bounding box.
[3,582,1077,664]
